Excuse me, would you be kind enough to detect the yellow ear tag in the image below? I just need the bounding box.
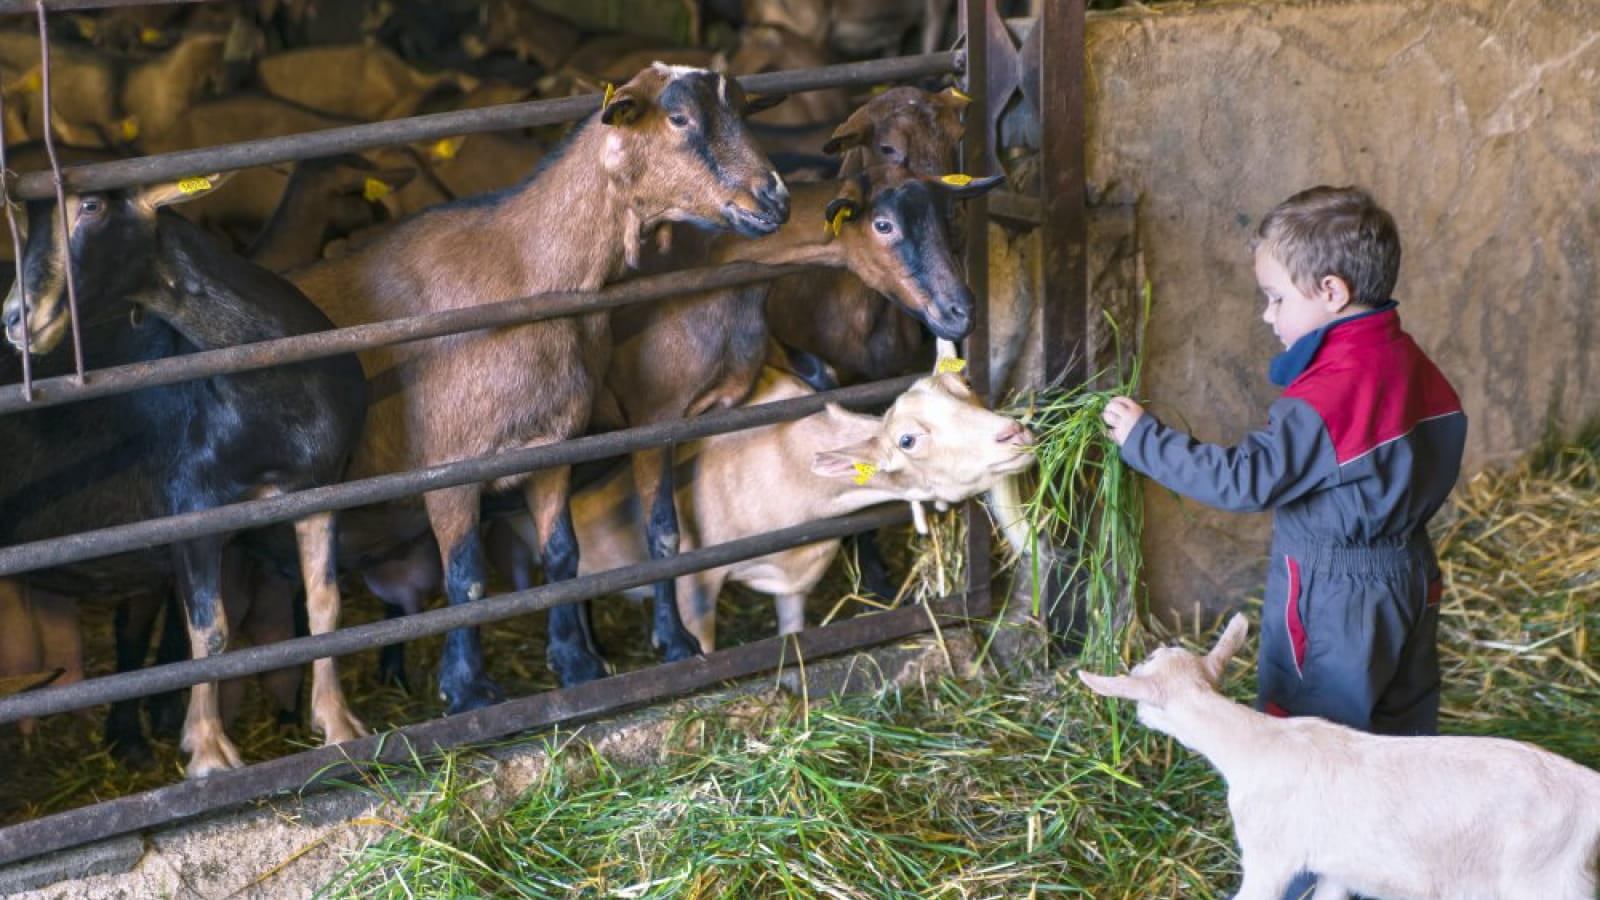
[852,462,877,485]
[177,176,213,195]
[947,87,971,101]
[118,118,139,142]
[939,173,974,186]
[74,17,96,40]
[936,357,968,375]
[602,81,616,109]
[431,137,462,161]
[362,177,391,203]
[828,206,852,237]
[21,70,40,93]
[140,26,162,44]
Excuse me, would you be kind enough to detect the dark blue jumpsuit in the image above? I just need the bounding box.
[1119,305,1466,736]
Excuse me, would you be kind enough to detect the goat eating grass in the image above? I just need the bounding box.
[1078,614,1600,900]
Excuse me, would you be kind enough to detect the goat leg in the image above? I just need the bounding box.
[633,446,702,662]
[173,534,243,778]
[523,469,609,687]
[425,485,505,712]
[294,512,365,744]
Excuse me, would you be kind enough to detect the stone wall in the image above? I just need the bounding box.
[1080,0,1600,621]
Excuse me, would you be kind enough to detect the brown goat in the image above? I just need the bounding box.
[766,86,970,382]
[288,64,788,711]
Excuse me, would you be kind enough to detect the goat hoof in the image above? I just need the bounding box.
[659,630,702,663]
[550,648,610,688]
[441,676,503,714]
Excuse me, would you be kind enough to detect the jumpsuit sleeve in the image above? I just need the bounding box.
[1118,396,1340,513]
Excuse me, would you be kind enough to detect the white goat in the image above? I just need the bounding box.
[1078,614,1600,900]
[498,368,1036,651]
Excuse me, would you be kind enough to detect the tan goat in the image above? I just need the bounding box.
[506,369,1034,651]
[288,63,788,711]
[1079,614,1600,900]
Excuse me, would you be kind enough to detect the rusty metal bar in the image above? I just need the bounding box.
[0,504,912,725]
[32,0,89,386]
[11,53,961,200]
[1038,0,1088,386]
[960,0,996,618]
[0,375,920,577]
[0,582,970,870]
[0,261,811,415]
[0,0,207,11]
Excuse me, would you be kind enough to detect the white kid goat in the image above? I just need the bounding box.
[1078,613,1600,900]
[498,368,1035,651]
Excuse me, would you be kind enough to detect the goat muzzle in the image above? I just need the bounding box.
[925,291,973,341]
[724,170,790,237]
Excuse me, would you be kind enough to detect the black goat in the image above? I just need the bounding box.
[0,174,367,777]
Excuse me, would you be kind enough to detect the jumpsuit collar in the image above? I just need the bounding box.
[1269,300,1399,387]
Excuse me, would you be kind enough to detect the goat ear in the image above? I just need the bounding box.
[1077,670,1162,705]
[743,92,788,117]
[1203,613,1251,681]
[812,434,882,481]
[600,83,643,126]
[822,102,876,156]
[823,196,861,236]
[821,128,864,156]
[136,172,231,210]
[935,86,972,111]
[926,173,1006,199]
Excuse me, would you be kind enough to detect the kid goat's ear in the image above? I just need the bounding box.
[1202,612,1250,682]
[1077,669,1163,705]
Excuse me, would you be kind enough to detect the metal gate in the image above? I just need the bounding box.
[0,0,1085,869]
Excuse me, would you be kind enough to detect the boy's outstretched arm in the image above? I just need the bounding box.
[1106,396,1340,513]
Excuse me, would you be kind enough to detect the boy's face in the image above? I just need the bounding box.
[1255,246,1350,348]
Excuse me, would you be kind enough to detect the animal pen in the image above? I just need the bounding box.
[0,0,1087,873]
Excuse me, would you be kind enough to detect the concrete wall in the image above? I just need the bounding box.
[1079,0,1600,622]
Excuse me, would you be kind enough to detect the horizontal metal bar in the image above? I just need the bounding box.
[0,504,911,725]
[0,374,919,576]
[0,0,209,12]
[11,53,960,199]
[0,261,812,415]
[0,583,970,870]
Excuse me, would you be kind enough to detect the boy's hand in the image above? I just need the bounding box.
[1101,396,1145,446]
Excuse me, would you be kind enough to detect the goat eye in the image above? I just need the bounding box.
[879,143,899,159]
[873,219,893,235]
[667,113,691,128]
[897,433,917,450]
[78,197,104,217]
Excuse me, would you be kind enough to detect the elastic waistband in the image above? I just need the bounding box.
[1271,533,1436,576]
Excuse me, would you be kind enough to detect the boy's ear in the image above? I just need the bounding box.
[1320,273,1353,312]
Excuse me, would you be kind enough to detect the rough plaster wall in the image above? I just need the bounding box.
[1083,0,1600,622]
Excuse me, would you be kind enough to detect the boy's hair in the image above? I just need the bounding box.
[1252,186,1401,307]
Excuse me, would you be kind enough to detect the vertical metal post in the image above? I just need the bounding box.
[1039,0,1087,386]
[961,0,994,618]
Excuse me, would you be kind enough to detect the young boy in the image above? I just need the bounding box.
[1100,186,1466,737]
